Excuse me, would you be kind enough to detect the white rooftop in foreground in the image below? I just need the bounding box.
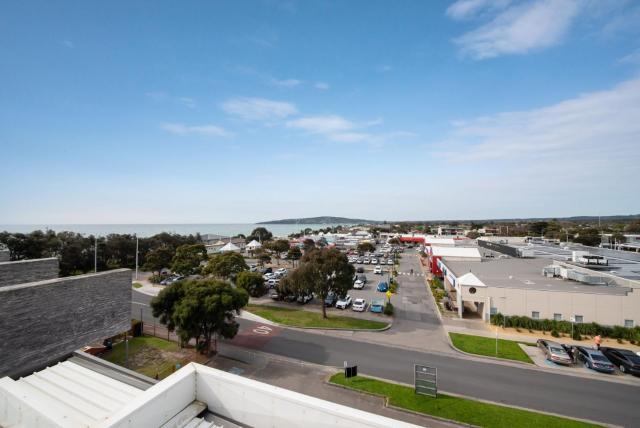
[1,361,421,428]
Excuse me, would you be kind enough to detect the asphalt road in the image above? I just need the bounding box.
[131,290,639,426]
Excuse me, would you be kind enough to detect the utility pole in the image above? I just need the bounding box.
[94,236,98,273]
[135,235,139,281]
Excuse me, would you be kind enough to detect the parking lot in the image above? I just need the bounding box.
[521,343,640,383]
[255,246,399,320]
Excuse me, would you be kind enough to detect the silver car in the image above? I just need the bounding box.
[537,339,573,365]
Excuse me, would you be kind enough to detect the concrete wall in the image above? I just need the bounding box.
[482,286,639,327]
[0,269,131,378]
[0,258,59,287]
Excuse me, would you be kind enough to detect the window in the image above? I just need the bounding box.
[625,319,634,328]
[490,307,497,315]
[469,287,477,294]
[553,313,562,321]
[574,315,583,324]
[532,311,540,320]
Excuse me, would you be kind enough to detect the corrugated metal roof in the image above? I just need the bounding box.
[0,360,143,427]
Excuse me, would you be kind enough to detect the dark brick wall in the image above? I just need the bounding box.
[0,258,59,287]
[0,268,132,377]
[0,250,9,262]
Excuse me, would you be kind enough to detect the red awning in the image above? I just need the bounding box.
[399,237,425,243]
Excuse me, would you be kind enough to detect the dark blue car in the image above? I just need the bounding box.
[377,281,388,292]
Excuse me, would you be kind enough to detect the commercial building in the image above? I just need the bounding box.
[425,246,481,277]
[439,256,640,327]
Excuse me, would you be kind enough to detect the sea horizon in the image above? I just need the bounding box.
[0,223,352,238]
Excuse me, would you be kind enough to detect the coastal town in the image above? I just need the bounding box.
[2,1,640,427]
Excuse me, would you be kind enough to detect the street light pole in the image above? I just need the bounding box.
[135,235,139,281]
[94,236,98,273]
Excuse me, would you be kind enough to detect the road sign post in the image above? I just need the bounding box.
[414,364,437,398]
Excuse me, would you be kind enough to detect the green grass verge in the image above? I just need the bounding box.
[102,335,183,378]
[449,332,533,363]
[330,373,600,428]
[246,304,389,329]
[132,282,143,288]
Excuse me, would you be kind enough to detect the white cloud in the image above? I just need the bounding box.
[452,0,581,59]
[161,123,232,138]
[178,97,196,109]
[619,49,640,65]
[314,82,330,90]
[268,77,302,88]
[286,115,414,144]
[286,115,356,134]
[438,77,640,165]
[221,97,298,121]
[446,0,511,20]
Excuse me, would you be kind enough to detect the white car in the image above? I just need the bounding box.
[263,273,275,280]
[352,298,367,312]
[335,295,352,309]
[373,265,382,274]
[275,268,288,275]
[387,259,394,265]
[353,279,364,289]
[363,258,370,264]
[370,258,378,264]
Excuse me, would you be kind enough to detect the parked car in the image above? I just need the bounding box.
[357,258,364,264]
[370,258,378,264]
[353,279,365,289]
[377,281,389,292]
[363,258,370,264]
[356,266,364,273]
[373,265,382,274]
[283,294,297,302]
[352,298,367,312]
[601,347,640,376]
[536,339,573,365]
[266,278,279,288]
[275,268,288,276]
[269,291,280,301]
[336,295,353,309]
[387,259,394,265]
[370,299,385,313]
[357,274,367,284]
[297,292,313,304]
[249,264,258,272]
[575,346,615,373]
[324,292,338,307]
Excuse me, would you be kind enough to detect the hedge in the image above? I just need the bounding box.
[490,313,640,342]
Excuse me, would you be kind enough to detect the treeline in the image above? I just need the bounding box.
[0,230,201,276]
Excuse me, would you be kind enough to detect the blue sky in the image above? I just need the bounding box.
[1,0,639,223]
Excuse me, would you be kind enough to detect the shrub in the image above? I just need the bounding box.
[551,329,560,338]
[490,313,640,342]
[149,274,163,284]
[383,302,394,316]
[389,283,398,293]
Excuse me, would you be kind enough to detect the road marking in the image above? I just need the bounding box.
[253,325,273,335]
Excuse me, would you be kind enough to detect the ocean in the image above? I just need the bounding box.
[0,223,350,238]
